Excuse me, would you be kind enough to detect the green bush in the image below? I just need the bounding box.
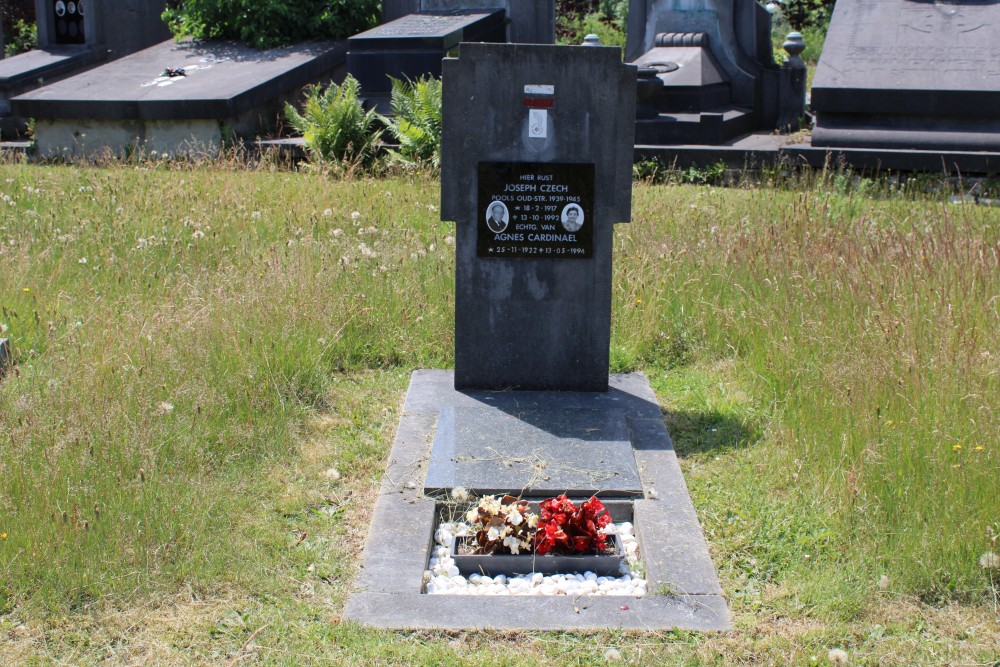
[3,19,37,57]
[382,76,443,170]
[284,76,382,167]
[556,0,627,46]
[781,0,833,30]
[771,13,827,67]
[557,12,626,48]
[162,0,379,49]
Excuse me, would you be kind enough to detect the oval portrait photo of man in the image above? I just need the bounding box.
[561,204,584,232]
[486,201,509,233]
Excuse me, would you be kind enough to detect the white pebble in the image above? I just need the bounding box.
[424,520,647,597]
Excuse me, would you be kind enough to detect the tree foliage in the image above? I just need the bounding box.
[162,0,379,49]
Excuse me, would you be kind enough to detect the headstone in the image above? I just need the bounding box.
[625,0,806,144]
[440,43,636,391]
[811,0,1000,151]
[345,43,728,630]
[0,0,169,136]
[37,0,168,56]
[382,0,555,45]
[12,40,347,157]
[347,10,505,109]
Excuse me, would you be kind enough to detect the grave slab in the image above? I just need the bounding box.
[1,0,170,137]
[811,0,1000,151]
[347,11,504,109]
[344,370,731,631]
[633,130,1000,173]
[424,406,643,497]
[382,0,556,45]
[11,39,348,156]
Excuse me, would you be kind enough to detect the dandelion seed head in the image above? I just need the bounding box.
[980,551,1000,569]
[450,486,469,502]
[828,648,849,665]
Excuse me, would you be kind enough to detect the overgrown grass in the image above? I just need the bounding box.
[0,162,997,664]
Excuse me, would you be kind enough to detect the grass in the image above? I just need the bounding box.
[0,159,998,664]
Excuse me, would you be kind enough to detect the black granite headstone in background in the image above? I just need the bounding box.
[441,44,636,391]
[382,0,556,45]
[1,0,171,136]
[36,0,170,57]
[348,11,505,106]
[811,0,1000,151]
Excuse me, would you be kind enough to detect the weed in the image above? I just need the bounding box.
[381,75,443,171]
[284,76,383,170]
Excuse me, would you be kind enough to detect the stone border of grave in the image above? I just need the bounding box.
[635,133,1000,174]
[343,370,731,631]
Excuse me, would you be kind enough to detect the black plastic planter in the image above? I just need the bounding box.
[451,534,625,577]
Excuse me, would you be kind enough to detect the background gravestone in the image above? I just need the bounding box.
[36,0,168,56]
[383,0,555,44]
[0,0,168,136]
[441,43,635,391]
[811,0,1000,151]
[13,39,348,157]
[625,0,806,144]
[348,10,506,110]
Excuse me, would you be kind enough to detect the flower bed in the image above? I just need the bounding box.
[423,493,646,596]
[425,521,645,596]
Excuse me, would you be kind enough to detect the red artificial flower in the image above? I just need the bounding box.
[533,494,613,556]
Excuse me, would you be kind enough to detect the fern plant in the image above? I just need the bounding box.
[284,76,382,168]
[382,75,443,169]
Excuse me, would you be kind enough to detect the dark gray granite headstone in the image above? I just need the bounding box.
[441,43,636,391]
[347,11,505,103]
[811,0,1000,151]
[382,0,556,44]
[424,406,643,497]
[1,0,170,136]
[36,0,169,57]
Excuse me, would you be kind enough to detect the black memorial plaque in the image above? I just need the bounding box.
[477,162,595,259]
